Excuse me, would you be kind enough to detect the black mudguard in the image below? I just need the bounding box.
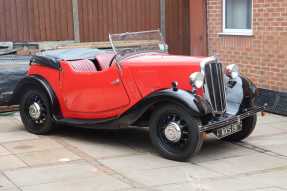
[119,88,213,125]
[226,76,258,115]
[10,75,62,117]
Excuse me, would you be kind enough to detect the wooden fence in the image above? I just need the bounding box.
[0,0,207,55]
[0,0,160,42]
[0,0,74,41]
[78,0,160,42]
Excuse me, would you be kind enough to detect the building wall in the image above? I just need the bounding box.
[207,0,287,92]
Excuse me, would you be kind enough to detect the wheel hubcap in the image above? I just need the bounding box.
[164,122,182,142]
[28,102,41,120]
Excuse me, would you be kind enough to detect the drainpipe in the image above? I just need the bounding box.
[72,0,80,42]
[160,0,166,39]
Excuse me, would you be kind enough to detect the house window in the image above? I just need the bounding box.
[223,0,252,35]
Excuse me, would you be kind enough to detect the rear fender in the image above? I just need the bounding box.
[10,75,61,117]
[119,89,213,125]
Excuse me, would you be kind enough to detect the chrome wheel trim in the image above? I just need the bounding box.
[164,122,182,143]
[28,102,41,120]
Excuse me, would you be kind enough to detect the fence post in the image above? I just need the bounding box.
[160,0,166,39]
[72,0,80,42]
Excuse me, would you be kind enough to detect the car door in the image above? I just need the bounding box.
[62,63,130,114]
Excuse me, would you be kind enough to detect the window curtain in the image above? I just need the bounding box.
[225,0,252,29]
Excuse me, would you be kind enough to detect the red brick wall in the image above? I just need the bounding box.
[207,0,287,92]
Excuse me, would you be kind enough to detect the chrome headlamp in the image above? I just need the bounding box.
[189,72,204,89]
[226,64,240,79]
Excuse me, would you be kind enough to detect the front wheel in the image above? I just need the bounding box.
[20,88,55,135]
[149,104,203,162]
[221,115,257,142]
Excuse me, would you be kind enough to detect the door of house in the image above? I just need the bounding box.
[165,0,191,55]
[165,0,207,56]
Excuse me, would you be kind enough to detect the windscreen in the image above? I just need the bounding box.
[109,30,168,61]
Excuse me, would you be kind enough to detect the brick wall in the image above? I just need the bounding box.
[207,0,287,92]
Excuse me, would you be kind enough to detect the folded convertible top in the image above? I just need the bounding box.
[37,48,111,61]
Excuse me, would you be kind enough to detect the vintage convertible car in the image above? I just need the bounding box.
[9,30,265,161]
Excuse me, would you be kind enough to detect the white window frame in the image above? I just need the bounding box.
[222,0,253,36]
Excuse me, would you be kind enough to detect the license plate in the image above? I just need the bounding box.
[215,123,242,139]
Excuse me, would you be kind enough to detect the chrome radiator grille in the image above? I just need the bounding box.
[203,62,226,114]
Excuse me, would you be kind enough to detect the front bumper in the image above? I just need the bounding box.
[200,104,267,132]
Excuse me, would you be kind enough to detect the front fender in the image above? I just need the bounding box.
[226,76,257,115]
[120,88,213,125]
[241,76,257,102]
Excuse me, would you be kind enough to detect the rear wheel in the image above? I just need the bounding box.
[20,88,55,135]
[149,104,203,161]
[221,115,257,142]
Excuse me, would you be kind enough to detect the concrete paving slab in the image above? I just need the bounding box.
[202,168,287,191]
[0,117,22,133]
[2,138,63,154]
[261,122,287,132]
[0,173,16,191]
[155,173,287,191]
[99,154,184,174]
[4,161,100,186]
[261,144,287,156]
[11,113,21,123]
[257,114,287,125]
[106,128,154,154]
[245,134,287,148]
[190,136,258,163]
[121,189,154,191]
[246,187,287,191]
[154,182,209,191]
[250,124,287,137]
[62,136,139,159]
[197,153,287,176]
[120,164,222,187]
[0,113,286,191]
[20,175,131,191]
[0,155,27,170]
[0,131,38,144]
[0,146,9,156]
[0,189,21,191]
[16,148,81,166]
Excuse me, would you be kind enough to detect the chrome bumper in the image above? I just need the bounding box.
[200,104,267,132]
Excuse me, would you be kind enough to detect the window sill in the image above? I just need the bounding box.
[218,32,253,37]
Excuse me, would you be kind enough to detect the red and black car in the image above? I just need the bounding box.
[9,30,265,161]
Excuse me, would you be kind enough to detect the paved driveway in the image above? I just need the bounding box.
[0,113,286,191]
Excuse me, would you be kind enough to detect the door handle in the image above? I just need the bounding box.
[111,79,120,85]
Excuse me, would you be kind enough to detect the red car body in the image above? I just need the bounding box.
[28,53,205,119]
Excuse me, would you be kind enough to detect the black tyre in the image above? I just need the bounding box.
[149,104,203,162]
[20,88,55,135]
[222,115,257,142]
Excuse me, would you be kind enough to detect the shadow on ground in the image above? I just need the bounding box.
[51,125,233,161]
